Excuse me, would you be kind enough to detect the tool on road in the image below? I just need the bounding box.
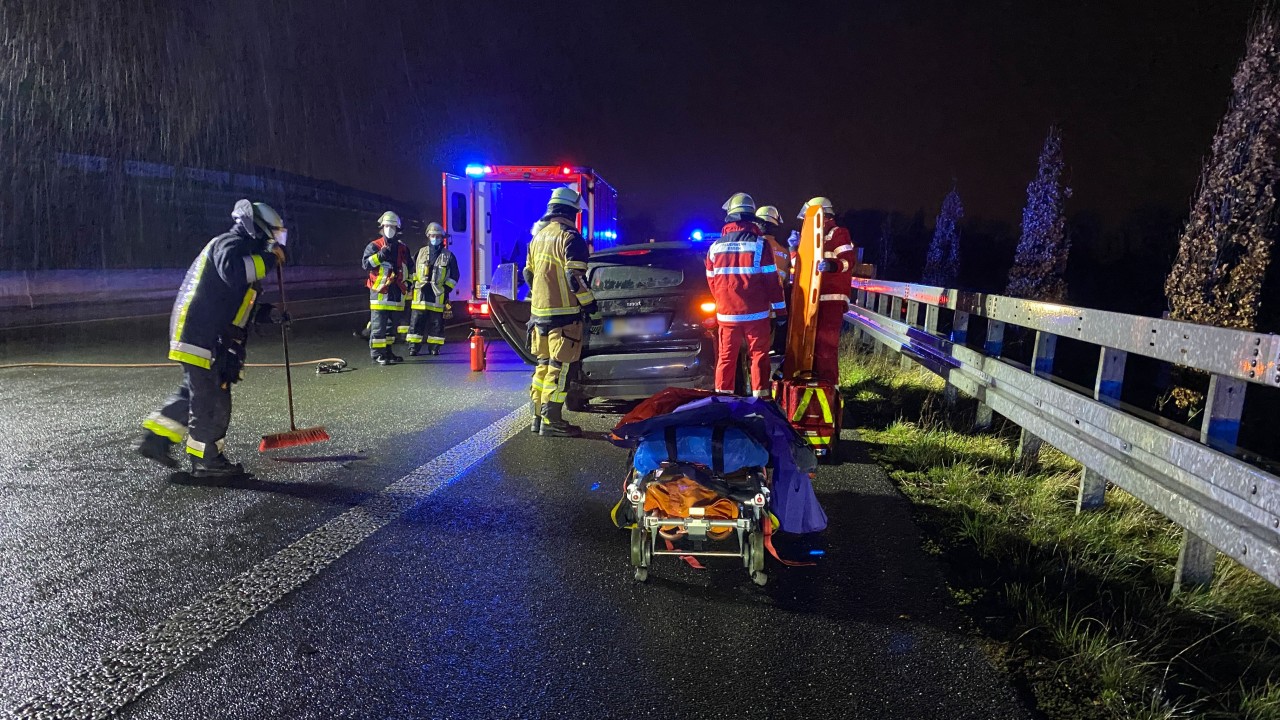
[260,266,331,451]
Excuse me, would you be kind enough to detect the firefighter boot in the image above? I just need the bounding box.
[133,432,178,469]
[539,402,582,438]
[408,344,422,357]
[190,453,246,478]
[529,399,542,434]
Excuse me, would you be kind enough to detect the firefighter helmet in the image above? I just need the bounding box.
[232,199,286,243]
[797,197,834,220]
[755,205,783,227]
[722,192,755,217]
[425,222,447,238]
[548,186,587,211]
[378,211,402,228]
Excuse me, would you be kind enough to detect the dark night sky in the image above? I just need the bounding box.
[238,0,1254,239]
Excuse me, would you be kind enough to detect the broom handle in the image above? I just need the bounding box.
[276,264,298,431]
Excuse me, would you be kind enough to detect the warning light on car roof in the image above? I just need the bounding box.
[464,164,491,178]
[690,229,704,242]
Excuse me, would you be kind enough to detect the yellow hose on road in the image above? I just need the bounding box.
[0,357,348,370]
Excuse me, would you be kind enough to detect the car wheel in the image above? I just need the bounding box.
[565,386,589,412]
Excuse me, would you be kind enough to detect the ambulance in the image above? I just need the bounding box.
[442,164,620,323]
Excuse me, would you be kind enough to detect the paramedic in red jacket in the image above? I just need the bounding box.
[706,193,787,397]
[800,197,857,383]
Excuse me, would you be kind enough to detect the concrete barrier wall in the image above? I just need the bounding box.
[0,266,367,329]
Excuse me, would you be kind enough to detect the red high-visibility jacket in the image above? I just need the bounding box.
[819,226,858,301]
[705,221,786,324]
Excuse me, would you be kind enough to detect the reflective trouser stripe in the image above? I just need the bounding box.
[371,338,390,348]
[143,413,185,443]
[406,334,424,343]
[397,325,410,335]
[426,336,445,345]
[185,437,225,458]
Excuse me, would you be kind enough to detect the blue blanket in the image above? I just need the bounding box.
[633,425,771,476]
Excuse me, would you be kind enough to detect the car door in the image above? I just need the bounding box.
[484,262,537,365]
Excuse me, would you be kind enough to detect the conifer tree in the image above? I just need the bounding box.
[1165,12,1280,332]
[922,187,963,286]
[876,214,895,278]
[1007,126,1072,302]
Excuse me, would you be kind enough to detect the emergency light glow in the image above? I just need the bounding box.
[464,164,491,178]
[560,166,573,175]
[699,301,716,313]
[690,229,704,241]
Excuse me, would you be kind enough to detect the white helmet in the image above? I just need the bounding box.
[548,186,587,211]
[232,199,286,244]
[377,211,402,228]
[755,205,783,227]
[797,196,835,220]
[425,221,447,238]
[722,192,755,217]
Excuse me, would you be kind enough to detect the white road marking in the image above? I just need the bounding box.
[7,405,528,720]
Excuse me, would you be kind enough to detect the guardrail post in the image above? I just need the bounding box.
[944,310,970,406]
[974,320,1005,430]
[874,294,892,356]
[1015,331,1057,469]
[901,298,920,370]
[1173,374,1247,593]
[1077,347,1127,512]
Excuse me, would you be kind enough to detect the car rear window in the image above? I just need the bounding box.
[590,264,685,292]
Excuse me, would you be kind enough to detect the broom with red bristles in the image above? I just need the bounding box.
[260,265,331,451]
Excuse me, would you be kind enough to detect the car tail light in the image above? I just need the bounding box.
[469,301,490,316]
[699,301,716,313]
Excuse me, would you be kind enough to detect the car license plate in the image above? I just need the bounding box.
[604,314,668,337]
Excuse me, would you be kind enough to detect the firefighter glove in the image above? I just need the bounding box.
[378,245,395,263]
[589,312,603,335]
[817,259,838,273]
[221,343,247,385]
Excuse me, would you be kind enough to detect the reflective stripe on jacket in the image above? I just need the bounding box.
[819,226,858,297]
[527,217,597,319]
[705,221,786,324]
[168,228,276,368]
[362,237,412,310]
[411,245,460,311]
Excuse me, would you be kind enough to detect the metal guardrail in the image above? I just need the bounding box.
[845,278,1280,595]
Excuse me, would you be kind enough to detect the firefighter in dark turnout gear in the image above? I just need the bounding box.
[407,222,460,356]
[524,186,601,437]
[133,199,286,477]
[362,211,413,365]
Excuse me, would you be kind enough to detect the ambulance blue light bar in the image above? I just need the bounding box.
[690,229,704,241]
[464,164,491,178]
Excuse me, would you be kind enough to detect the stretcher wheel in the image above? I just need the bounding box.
[751,571,768,586]
[748,528,765,576]
[634,567,649,582]
[630,525,645,567]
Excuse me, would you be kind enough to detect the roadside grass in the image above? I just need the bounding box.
[839,335,1280,719]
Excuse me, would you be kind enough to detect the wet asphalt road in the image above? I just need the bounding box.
[0,305,1032,719]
